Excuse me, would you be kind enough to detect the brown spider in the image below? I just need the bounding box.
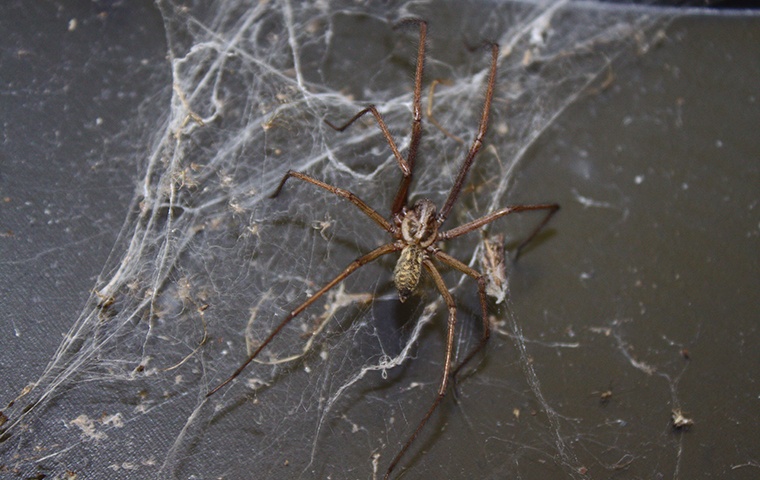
[208,19,559,479]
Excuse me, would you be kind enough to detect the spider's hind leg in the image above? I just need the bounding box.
[432,251,491,380]
[384,258,458,479]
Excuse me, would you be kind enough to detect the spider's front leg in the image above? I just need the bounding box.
[269,169,392,232]
[323,106,410,178]
[324,18,428,217]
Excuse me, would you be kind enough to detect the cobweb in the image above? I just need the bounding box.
[1,1,683,479]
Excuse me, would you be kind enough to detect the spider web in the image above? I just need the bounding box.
[6,1,754,479]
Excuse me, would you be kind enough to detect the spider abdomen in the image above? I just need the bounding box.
[394,244,424,303]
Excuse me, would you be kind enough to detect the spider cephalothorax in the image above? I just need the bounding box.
[208,18,559,480]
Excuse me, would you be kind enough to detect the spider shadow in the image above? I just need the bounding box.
[370,297,488,477]
[371,295,425,353]
[507,227,558,260]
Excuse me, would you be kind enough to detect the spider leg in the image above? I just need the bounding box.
[324,106,410,179]
[438,42,499,223]
[427,79,464,144]
[207,242,400,397]
[439,203,560,260]
[432,251,490,378]
[389,18,426,215]
[385,258,457,480]
[270,170,393,233]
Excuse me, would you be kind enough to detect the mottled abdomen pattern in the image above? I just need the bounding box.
[394,244,424,302]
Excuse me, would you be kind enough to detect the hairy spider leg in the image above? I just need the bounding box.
[271,170,393,232]
[384,258,458,478]
[440,203,560,260]
[391,18,426,215]
[382,249,490,480]
[432,250,490,377]
[324,19,428,217]
[324,106,409,179]
[206,242,400,397]
[430,203,560,384]
[437,42,499,224]
[427,79,465,144]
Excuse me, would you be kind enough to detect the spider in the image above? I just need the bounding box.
[208,19,559,479]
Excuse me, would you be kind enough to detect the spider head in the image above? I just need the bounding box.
[398,199,439,248]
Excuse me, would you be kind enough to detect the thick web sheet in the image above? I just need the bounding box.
[3,1,706,479]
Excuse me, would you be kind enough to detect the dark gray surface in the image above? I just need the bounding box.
[1,0,167,396]
[1,0,170,477]
[1,2,758,480]
[1,3,165,390]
